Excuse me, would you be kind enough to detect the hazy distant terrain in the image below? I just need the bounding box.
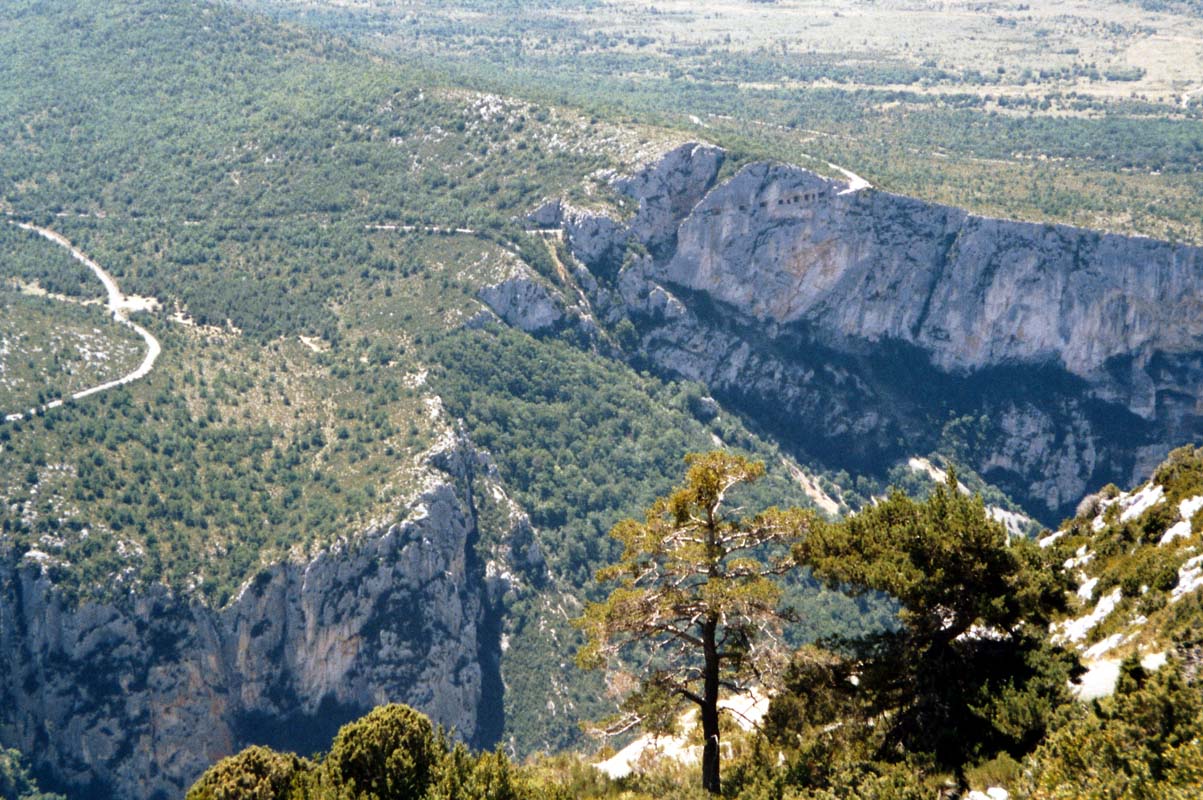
[241,0,1203,244]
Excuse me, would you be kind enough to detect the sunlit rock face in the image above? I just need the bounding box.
[548,144,1203,519]
[0,434,518,800]
[665,160,1203,405]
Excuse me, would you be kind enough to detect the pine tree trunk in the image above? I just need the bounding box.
[701,617,721,794]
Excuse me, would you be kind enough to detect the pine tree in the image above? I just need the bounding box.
[575,452,816,794]
[793,469,1075,772]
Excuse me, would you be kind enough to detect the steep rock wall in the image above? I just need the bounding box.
[0,434,520,800]
[543,143,1203,518]
[663,162,1203,419]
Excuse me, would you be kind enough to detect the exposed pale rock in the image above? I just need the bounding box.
[1159,495,1203,545]
[1119,483,1165,522]
[0,434,522,800]
[1171,555,1203,602]
[1083,632,1125,659]
[528,198,564,229]
[548,142,726,273]
[561,204,628,273]
[611,142,724,259]
[1073,658,1122,701]
[479,271,564,332]
[967,788,1010,800]
[1055,587,1122,643]
[662,162,1203,400]
[540,144,1202,519]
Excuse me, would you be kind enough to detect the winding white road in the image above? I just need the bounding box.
[3,221,161,422]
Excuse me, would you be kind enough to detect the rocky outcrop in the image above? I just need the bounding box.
[479,270,564,332]
[0,433,528,800]
[562,207,628,276]
[612,142,724,260]
[533,144,1203,519]
[532,142,725,276]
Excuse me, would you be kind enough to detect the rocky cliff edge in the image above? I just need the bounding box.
[521,143,1203,519]
[0,430,535,800]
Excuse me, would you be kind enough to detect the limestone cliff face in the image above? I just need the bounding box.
[663,162,1203,418]
[479,270,565,332]
[612,142,725,260]
[0,433,523,800]
[538,143,1203,518]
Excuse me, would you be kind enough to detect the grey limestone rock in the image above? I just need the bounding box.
[551,142,724,272]
[660,161,1203,417]
[560,204,628,273]
[0,434,518,800]
[478,271,564,332]
[612,142,725,259]
[547,145,1203,518]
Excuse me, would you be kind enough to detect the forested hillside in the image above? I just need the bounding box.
[1,1,1200,799]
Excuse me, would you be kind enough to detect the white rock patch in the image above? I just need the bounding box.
[988,506,1033,540]
[1064,545,1093,571]
[907,457,968,494]
[1171,555,1203,602]
[967,788,1010,800]
[1074,658,1122,701]
[1038,530,1065,548]
[1092,483,1166,532]
[1160,495,1203,545]
[1074,650,1169,701]
[1120,483,1165,523]
[594,691,769,780]
[1083,633,1124,660]
[1055,587,1121,643]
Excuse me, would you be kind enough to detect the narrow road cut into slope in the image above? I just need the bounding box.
[3,221,161,422]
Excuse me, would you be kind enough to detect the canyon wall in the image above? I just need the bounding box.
[0,433,527,800]
[527,143,1203,518]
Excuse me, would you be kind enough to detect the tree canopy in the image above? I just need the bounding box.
[576,452,817,793]
[788,470,1077,772]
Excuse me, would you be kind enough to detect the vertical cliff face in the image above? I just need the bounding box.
[663,162,1203,410]
[538,144,1203,519]
[0,432,523,800]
